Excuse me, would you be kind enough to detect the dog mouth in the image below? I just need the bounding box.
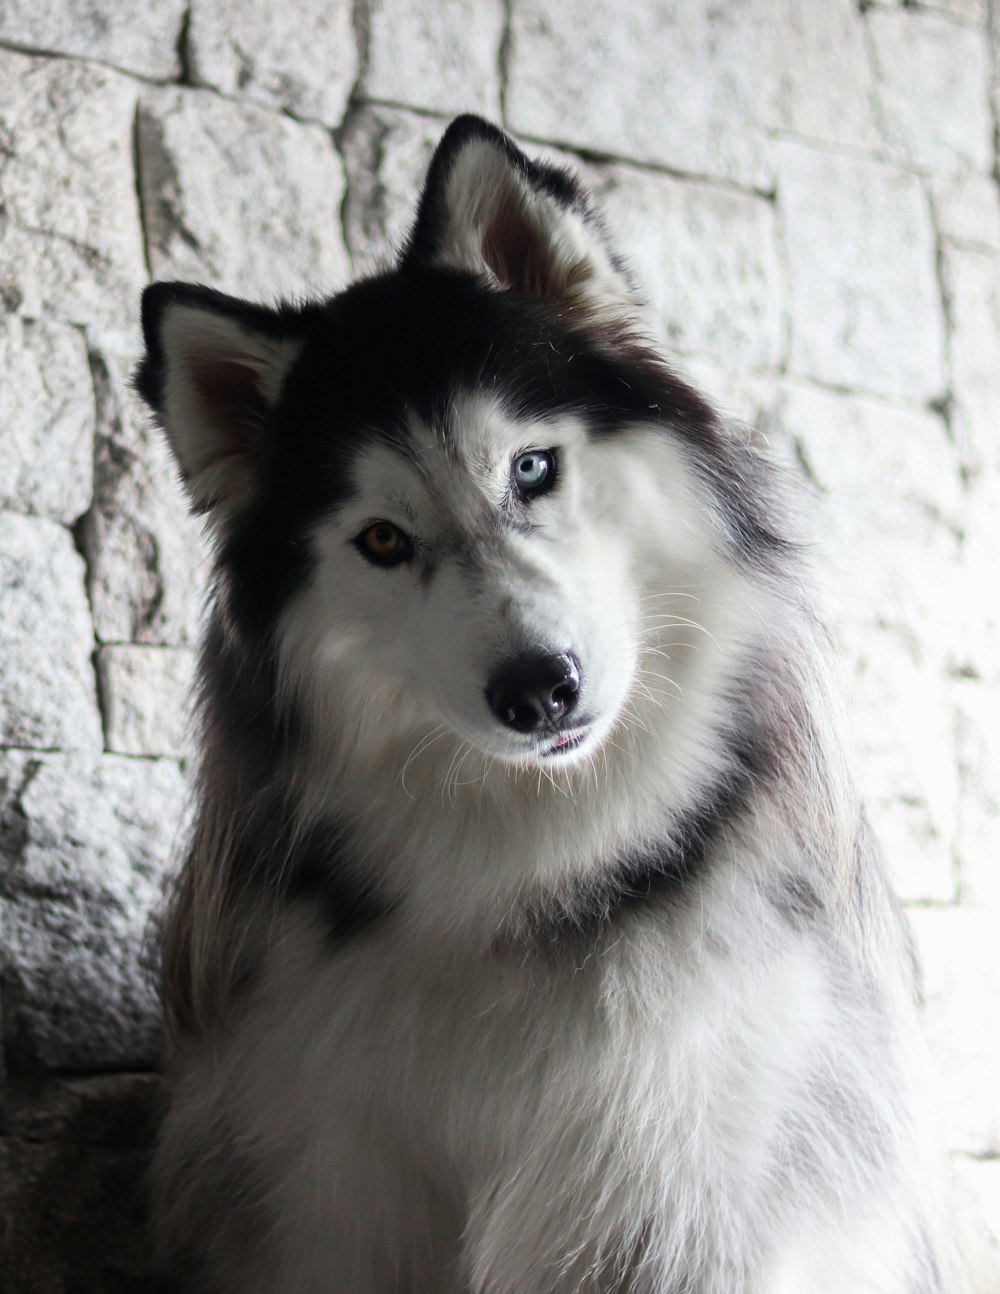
[540,727,591,759]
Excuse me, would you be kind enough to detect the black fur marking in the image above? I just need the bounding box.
[285,820,389,938]
[539,721,769,941]
[770,873,825,929]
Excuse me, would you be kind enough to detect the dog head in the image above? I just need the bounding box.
[137,117,778,780]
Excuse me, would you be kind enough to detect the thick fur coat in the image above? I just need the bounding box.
[137,116,946,1293]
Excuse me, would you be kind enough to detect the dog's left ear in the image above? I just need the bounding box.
[402,115,642,329]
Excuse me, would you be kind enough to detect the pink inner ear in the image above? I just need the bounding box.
[482,201,559,299]
[190,355,268,453]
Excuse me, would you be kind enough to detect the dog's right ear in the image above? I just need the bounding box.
[135,283,305,519]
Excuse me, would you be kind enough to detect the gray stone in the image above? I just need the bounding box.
[954,682,1000,909]
[932,173,1000,251]
[81,338,208,648]
[951,1156,1000,1294]
[98,646,196,759]
[0,750,185,1073]
[360,0,503,118]
[0,511,103,752]
[341,105,445,272]
[0,1136,153,1291]
[136,86,351,304]
[188,0,357,125]
[758,0,880,152]
[941,244,1000,476]
[506,0,772,187]
[773,382,963,666]
[0,52,147,334]
[0,1073,163,1145]
[907,906,1000,1155]
[777,142,946,401]
[0,0,184,79]
[591,165,783,369]
[868,9,992,177]
[954,476,1000,685]
[0,315,94,525]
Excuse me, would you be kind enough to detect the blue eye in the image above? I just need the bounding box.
[512,449,556,499]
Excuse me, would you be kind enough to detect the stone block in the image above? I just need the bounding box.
[774,382,963,665]
[0,511,103,752]
[941,244,1000,476]
[98,646,197,760]
[506,0,772,187]
[758,0,880,152]
[136,87,351,304]
[0,0,184,78]
[777,142,946,401]
[188,0,357,125]
[360,0,503,118]
[954,476,1000,685]
[0,1073,163,1146]
[341,105,445,270]
[907,907,1000,1156]
[850,642,958,904]
[868,9,992,177]
[0,750,185,1074]
[80,339,208,648]
[951,1155,1000,1294]
[0,1136,153,1291]
[0,315,94,525]
[932,173,1000,251]
[0,52,146,334]
[591,165,783,369]
[954,682,1000,909]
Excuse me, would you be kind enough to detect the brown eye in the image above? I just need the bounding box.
[355,521,413,567]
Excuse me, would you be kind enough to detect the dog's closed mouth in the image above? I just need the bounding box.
[542,728,590,757]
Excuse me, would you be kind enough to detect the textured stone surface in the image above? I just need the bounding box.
[506,0,771,187]
[952,1156,1000,1294]
[868,9,992,176]
[341,105,444,270]
[932,173,1000,251]
[188,0,357,125]
[81,339,207,648]
[592,165,783,369]
[0,52,146,333]
[98,646,196,759]
[0,512,103,752]
[954,683,1000,909]
[0,750,184,1074]
[360,0,503,118]
[777,142,946,401]
[0,315,94,525]
[942,244,1000,476]
[0,1136,153,1292]
[908,907,1000,1156]
[759,0,880,151]
[0,0,184,78]
[850,642,957,904]
[137,87,351,303]
[774,384,963,664]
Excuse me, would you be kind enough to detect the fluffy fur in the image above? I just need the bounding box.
[138,116,946,1293]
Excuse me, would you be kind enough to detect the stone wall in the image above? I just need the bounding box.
[1,1,998,1287]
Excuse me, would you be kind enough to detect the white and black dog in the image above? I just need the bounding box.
[137,117,947,1292]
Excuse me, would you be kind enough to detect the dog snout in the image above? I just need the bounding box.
[486,652,581,733]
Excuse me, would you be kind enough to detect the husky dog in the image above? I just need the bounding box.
[137,116,944,1293]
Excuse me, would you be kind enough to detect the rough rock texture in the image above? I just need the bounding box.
[1,1,999,1286]
[360,0,504,118]
[0,315,94,524]
[136,87,352,304]
[98,646,196,759]
[777,142,946,401]
[0,750,184,1074]
[187,0,357,125]
[0,512,103,752]
[0,52,146,333]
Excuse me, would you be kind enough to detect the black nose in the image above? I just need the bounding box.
[486,652,581,733]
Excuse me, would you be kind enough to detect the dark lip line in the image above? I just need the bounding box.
[540,727,590,758]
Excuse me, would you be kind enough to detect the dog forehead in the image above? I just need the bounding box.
[350,391,573,519]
